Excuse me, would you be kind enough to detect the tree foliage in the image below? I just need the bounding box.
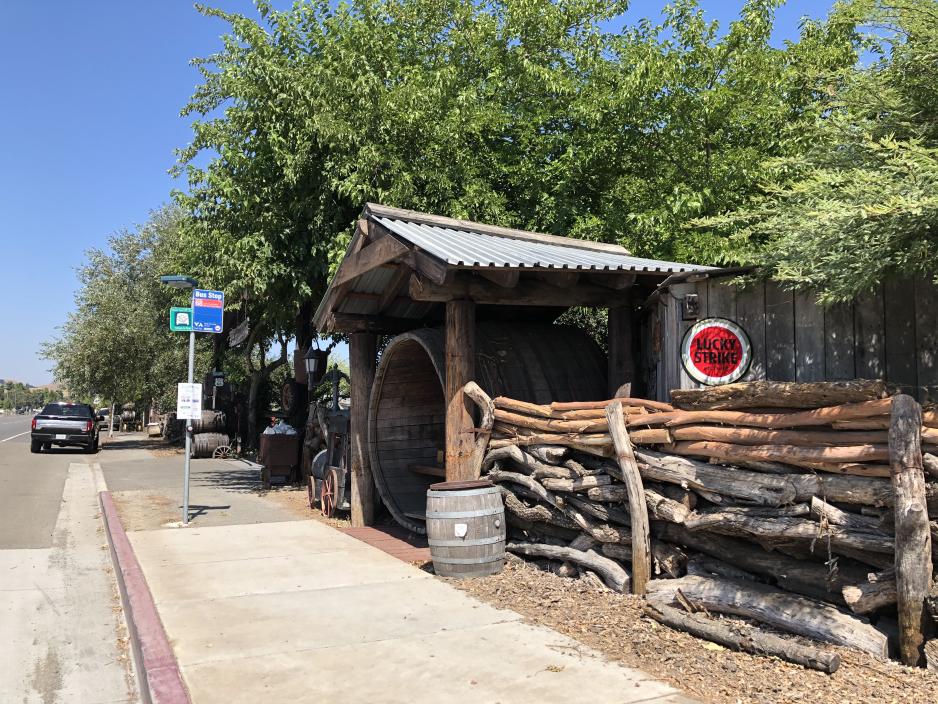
[41,207,203,410]
[176,0,854,289]
[700,0,938,302]
[45,0,936,434]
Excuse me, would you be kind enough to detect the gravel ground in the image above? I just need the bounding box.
[447,559,938,704]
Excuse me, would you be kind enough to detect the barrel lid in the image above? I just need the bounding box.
[429,479,494,491]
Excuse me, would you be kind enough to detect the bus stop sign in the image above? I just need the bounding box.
[192,289,224,333]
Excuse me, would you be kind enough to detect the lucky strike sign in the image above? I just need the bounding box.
[681,318,752,385]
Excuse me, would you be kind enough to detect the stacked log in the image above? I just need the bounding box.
[476,380,937,670]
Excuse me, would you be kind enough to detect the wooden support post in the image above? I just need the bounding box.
[349,332,377,527]
[890,394,933,666]
[606,400,651,594]
[445,300,476,481]
[607,298,633,398]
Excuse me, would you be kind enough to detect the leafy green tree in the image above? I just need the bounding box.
[699,0,938,302]
[41,207,204,416]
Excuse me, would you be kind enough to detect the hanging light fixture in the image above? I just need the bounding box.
[304,343,330,389]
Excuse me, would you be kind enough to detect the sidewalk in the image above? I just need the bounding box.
[97,434,691,703]
[0,461,137,703]
[125,519,691,703]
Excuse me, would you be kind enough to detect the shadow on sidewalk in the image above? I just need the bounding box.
[187,504,233,520]
[192,465,264,494]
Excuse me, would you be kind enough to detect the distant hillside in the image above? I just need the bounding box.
[32,383,61,391]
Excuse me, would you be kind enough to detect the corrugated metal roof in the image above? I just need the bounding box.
[375,217,710,274]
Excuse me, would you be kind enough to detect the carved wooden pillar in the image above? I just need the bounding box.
[444,300,476,481]
[349,332,377,526]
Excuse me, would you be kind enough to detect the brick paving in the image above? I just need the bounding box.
[341,524,431,564]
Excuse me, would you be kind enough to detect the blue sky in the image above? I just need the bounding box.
[0,0,827,385]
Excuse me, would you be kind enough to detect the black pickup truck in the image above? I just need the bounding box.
[31,403,99,453]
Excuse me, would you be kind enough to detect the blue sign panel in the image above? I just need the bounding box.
[191,289,225,333]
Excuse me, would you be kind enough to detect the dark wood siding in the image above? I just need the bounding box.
[646,274,935,402]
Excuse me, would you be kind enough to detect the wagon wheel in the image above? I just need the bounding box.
[307,475,317,510]
[320,468,339,518]
[212,445,232,459]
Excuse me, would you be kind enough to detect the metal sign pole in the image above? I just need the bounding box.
[183,328,195,525]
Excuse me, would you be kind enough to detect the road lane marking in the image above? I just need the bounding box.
[1,431,31,443]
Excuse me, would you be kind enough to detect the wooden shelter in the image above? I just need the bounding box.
[313,203,710,527]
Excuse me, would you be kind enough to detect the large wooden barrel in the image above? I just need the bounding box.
[426,480,505,578]
[369,322,606,533]
[190,410,226,433]
[191,432,230,458]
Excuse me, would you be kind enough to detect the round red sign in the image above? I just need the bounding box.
[680,318,752,385]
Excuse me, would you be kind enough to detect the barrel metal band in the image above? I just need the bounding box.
[426,488,499,499]
[428,535,505,548]
[426,507,503,519]
[430,553,505,565]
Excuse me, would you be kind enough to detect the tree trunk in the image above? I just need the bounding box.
[607,401,651,595]
[670,379,886,411]
[655,523,870,605]
[247,373,263,450]
[489,432,613,457]
[666,440,889,465]
[671,425,889,447]
[600,541,687,579]
[923,453,938,480]
[842,574,897,614]
[526,445,568,465]
[646,575,889,658]
[810,497,889,533]
[494,409,608,434]
[684,512,894,555]
[786,473,893,506]
[507,542,630,593]
[643,602,841,673]
[541,475,611,492]
[926,639,938,672]
[686,553,759,582]
[634,448,797,506]
[627,398,892,430]
[889,394,933,666]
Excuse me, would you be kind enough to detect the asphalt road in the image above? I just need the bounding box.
[0,415,88,548]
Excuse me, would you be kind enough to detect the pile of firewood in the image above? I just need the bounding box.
[467,380,938,673]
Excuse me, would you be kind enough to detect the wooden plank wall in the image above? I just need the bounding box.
[650,274,938,403]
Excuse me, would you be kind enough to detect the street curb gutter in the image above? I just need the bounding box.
[99,490,191,704]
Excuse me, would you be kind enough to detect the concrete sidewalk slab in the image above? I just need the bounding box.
[130,533,429,602]
[1,463,137,703]
[129,519,365,565]
[128,518,693,704]
[182,620,689,704]
[153,578,521,666]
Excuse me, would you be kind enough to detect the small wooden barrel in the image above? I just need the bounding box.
[426,480,505,578]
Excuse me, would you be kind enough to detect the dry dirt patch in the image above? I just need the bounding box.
[262,485,351,529]
[111,491,178,532]
[447,560,938,704]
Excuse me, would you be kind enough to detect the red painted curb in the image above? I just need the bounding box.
[100,491,191,704]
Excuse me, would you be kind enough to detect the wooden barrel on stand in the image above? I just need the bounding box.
[369,322,607,533]
[426,480,506,578]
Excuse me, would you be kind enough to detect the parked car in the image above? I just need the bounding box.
[31,403,99,453]
[96,407,111,431]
